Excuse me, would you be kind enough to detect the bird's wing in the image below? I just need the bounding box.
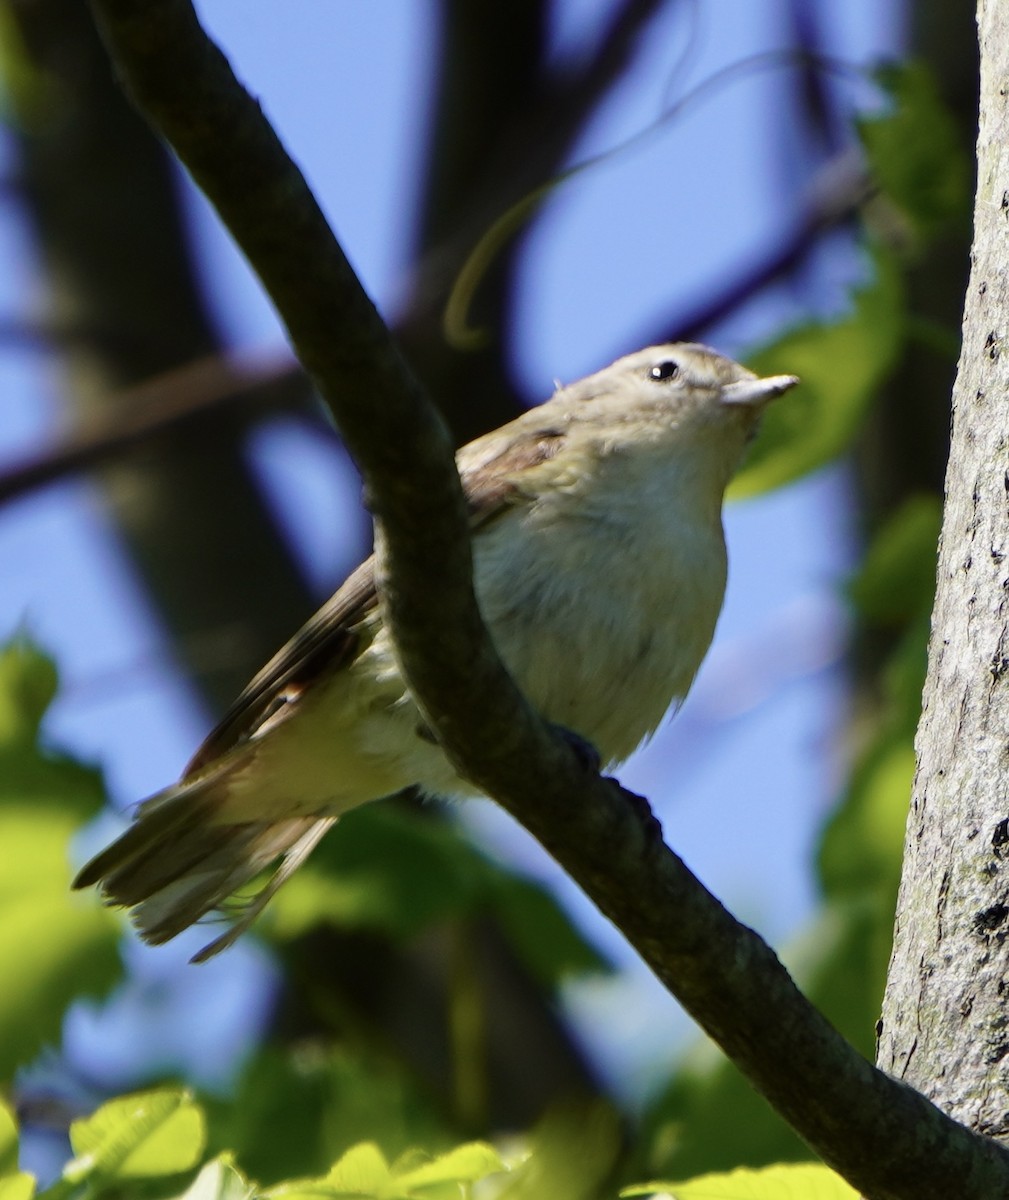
[184,423,566,776]
[184,558,379,774]
[458,423,565,519]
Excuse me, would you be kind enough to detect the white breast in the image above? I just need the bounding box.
[473,473,728,765]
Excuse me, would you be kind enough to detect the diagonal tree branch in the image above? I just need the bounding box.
[660,148,871,344]
[85,2,1009,1197]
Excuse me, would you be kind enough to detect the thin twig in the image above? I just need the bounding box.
[0,353,312,504]
[666,147,872,342]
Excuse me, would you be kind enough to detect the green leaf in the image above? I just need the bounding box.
[0,1102,34,1200]
[325,1141,390,1192]
[0,639,57,747]
[206,1043,452,1187]
[66,1088,205,1182]
[0,638,108,824]
[497,1103,620,1200]
[0,893,120,1080]
[0,640,121,1080]
[259,1124,569,1200]
[0,1176,34,1200]
[266,1142,392,1200]
[622,1161,858,1198]
[818,738,914,904]
[637,1048,810,1183]
[487,873,607,985]
[176,1156,256,1200]
[859,62,970,242]
[848,494,941,624]
[394,1142,504,1190]
[268,805,486,941]
[269,803,606,986]
[733,248,904,498]
[879,615,931,736]
[0,1102,19,1176]
[0,3,62,128]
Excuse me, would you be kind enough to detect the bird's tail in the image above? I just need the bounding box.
[73,769,334,962]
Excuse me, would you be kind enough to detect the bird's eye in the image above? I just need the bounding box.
[649,360,680,382]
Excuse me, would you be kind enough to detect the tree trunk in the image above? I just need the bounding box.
[878,0,1009,1139]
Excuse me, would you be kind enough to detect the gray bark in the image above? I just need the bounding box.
[878,0,1009,1140]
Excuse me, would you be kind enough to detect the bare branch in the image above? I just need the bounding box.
[0,354,313,505]
[84,2,1009,1196]
[665,148,871,343]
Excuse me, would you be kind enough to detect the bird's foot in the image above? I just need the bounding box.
[547,722,603,775]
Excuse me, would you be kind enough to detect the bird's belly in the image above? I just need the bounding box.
[476,509,726,764]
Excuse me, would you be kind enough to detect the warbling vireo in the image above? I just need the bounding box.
[74,342,797,960]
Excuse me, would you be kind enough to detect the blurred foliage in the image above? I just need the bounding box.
[0,641,120,1083]
[204,1043,455,1185]
[0,1100,34,1200]
[734,58,970,502]
[847,494,942,627]
[268,804,607,986]
[492,1102,621,1200]
[265,1137,504,1200]
[64,1089,205,1184]
[621,1162,858,1199]
[732,246,904,499]
[0,638,608,1175]
[858,62,970,246]
[1,1090,862,1200]
[0,2,57,127]
[2,1090,624,1200]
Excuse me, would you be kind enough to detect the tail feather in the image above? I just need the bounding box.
[186,818,335,963]
[73,771,334,961]
[131,814,335,946]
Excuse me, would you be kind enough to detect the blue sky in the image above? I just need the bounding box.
[2,0,906,1125]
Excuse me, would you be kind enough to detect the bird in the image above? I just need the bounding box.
[73,342,797,961]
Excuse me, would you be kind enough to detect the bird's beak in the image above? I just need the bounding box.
[720,374,799,407]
